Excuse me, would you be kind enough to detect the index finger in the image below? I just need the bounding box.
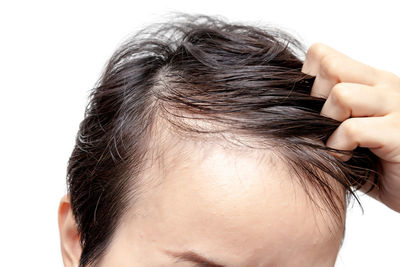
[301,43,380,86]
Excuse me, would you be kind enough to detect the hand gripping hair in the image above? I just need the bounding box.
[66,13,382,266]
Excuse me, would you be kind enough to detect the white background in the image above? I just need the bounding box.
[1,0,399,266]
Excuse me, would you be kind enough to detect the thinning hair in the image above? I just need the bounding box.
[66,13,382,266]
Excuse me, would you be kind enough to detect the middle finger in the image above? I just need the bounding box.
[320,82,395,122]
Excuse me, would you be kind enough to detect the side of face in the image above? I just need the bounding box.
[87,139,345,267]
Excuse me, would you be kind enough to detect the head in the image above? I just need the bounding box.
[58,13,381,267]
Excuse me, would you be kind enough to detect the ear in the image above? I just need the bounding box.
[58,194,82,267]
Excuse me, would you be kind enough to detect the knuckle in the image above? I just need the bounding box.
[341,119,358,138]
[307,43,328,60]
[331,83,351,105]
[320,54,340,77]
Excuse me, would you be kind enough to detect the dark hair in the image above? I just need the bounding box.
[66,13,382,266]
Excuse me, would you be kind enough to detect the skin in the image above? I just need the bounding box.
[60,139,345,267]
[302,43,400,212]
[58,43,400,266]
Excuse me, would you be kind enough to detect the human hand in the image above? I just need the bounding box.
[301,43,400,213]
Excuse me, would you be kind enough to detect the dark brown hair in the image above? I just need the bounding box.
[66,13,381,266]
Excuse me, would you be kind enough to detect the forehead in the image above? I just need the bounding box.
[124,139,345,266]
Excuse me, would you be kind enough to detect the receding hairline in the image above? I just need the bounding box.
[122,107,347,237]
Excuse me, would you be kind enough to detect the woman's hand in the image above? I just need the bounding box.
[301,43,400,213]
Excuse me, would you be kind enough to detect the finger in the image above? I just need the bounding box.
[320,82,396,122]
[302,43,335,76]
[357,173,381,202]
[358,157,400,210]
[302,43,381,86]
[325,115,399,162]
[310,73,338,98]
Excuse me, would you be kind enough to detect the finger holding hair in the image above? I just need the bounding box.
[319,82,400,122]
[301,43,383,98]
[303,43,400,212]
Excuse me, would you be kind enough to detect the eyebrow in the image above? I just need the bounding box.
[163,249,226,267]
